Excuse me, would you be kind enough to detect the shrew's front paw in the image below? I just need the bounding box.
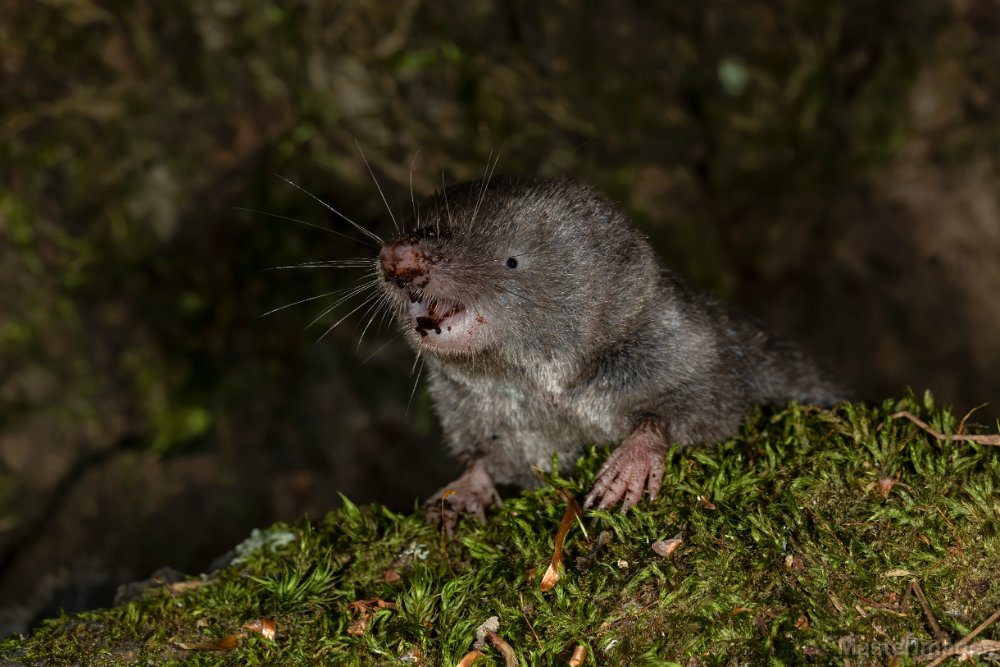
[584,420,668,512]
[423,460,502,536]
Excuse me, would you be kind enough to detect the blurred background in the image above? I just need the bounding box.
[2,0,998,636]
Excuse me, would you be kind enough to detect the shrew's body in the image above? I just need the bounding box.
[377,178,845,529]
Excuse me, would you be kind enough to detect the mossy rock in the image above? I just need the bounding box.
[2,395,998,665]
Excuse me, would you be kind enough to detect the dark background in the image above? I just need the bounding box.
[2,0,998,635]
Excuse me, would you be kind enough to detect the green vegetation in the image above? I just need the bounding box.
[2,394,998,665]
[8,0,1000,635]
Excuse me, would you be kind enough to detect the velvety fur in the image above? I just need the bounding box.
[377,178,846,519]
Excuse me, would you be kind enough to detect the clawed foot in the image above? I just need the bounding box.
[424,460,502,536]
[584,420,668,511]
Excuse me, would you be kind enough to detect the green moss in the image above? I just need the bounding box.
[3,395,998,665]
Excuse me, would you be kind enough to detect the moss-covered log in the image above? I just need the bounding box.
[3,396,998,665]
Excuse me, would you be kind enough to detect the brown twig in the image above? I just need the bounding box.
[892,411,1000,446]
[518,593,543,650]
[924,606,1000,667]
[957,402,989,435]
[908,579,946,642]
[900,581,912,610]
[153,575,183,608]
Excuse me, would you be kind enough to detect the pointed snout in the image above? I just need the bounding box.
[380,238,429,287]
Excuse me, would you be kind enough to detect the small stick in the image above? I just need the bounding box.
[909,579,946,642]
[518,593,543,650]
[924,606,1000,667]
[957,402,989,435]
[153,575,183,608]
[899,581,912,611]
[892,411,1000,447]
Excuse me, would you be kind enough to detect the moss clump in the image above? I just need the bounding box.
[2,394,998,665]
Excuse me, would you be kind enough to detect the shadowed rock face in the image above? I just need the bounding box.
[718,27,1000,413]
[1,0,998,636]
[764,154,1000,411]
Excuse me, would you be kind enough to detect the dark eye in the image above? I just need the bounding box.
[505,257,518,269]
[412,226,440,241]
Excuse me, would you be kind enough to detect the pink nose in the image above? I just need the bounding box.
[380,239,428,286]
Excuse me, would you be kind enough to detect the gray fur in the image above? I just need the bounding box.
[377,178,846,519]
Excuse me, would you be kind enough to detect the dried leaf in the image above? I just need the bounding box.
[242,618,276,641]
[568,644,588,666]
[651,535,682,558]
[174,634,243,651]
[456,650,484,666]
[473,616,500,651]
[347,598,397,636]
[400,646,424,664]
[784,555,804,571]
[487,629,517,667]
[539,562,560,592]
[384,568,401,583]
[794,615,810,631]
[165,580,210,593]
[882,569,914,578]
[540,491,581,592]
[348,598,397,614]
[697,495,716,510]
[347,618,367,637]
[877,476,898,498]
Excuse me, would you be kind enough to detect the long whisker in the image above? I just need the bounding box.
[355,292,394,351]
[316,292,381,342]
[261,261,376,270]
[408,151,421,233]
[355,138,400,236]
[470,150,501,228]
[293,258,376,265]
[409,347,422,376]
[406,353,424,416]
[485,281,537,306]
[470,150,493,228]
[274,174,384,245]
[361,334,399,365]
[375,293,397,335]
[439,170,451,238]
[235,207,378,249]
[305,281,380,330]
[261,288,368,317]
